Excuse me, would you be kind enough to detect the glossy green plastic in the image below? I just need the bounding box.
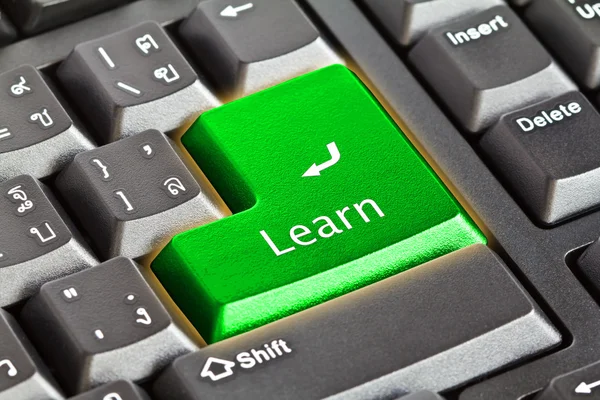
[152,65,486,343]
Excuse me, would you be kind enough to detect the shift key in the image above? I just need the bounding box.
[153,245,560,399]
[152,65,486,343]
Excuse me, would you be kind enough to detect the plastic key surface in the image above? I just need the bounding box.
[0,0,129,35]
[481,92,600,225]
[153,245,559,400]
[152,65,486,343]
[21,257,197,394]
[179,0,343,98]
[56,129,225,259]
[361,0,504,46]
[0,310,63,400]
[57,21,219,143]
[536,360,600,400]
[0,175,97,306]
[526,0,600,90]
[0,65,94,181]
[409,6,575,133]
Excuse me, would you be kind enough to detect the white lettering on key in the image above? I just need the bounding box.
[98,47,116,69]
[7,185,34,215]
[163,177,187,197]
[116,82,143,97]
[141,144,154,158]
[0,128,11,140]
[153,64,180,84]
[91,159,111,180]
[114,190,135,213]
[515,101,582,133]
[0,359,17,377]
[29,222,57,244]
[568,0,600,20]
[220,3,254,18]
[103,394,124,400]
[236,339,293,369]
[10,76,31,97]
[576,378,600,394]
[62,287,78,300]
[135,307,152,325]
[135,34,159,55]
[200,339,292,382]
[29,109,54,129]
[445,15,509,46]
[261,199,385,256]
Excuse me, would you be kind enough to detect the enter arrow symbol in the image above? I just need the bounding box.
[220,3,254,18]
[576,379,600,394]
[303,142,341,177]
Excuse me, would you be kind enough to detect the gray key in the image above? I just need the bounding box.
[481,92,600,225]
[0,175,97,307]
[536,360,600,399]
[409,6,575,133]
[57,21,219,143]
[69,381,150,400]
[0,0,129,36]
[526,0,600,90]
[0,309,63,400]
[179,0,343,98]
[56,129,224,259]
[360,0,504,46]
[0,65,94,181]
[152,245,560,400]
[20,257,198,394]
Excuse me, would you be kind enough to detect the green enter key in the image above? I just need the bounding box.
[152,65,486,343]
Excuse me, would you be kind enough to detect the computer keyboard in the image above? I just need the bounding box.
[2,0,600,399]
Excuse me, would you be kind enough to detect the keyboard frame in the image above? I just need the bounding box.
[0,0,597,398]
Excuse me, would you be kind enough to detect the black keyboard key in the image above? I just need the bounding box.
[409,6,575,133]
[536,360,600,399]
[55,129,223,259]
[57,21,219,143]
[0,309,62,400]
[481,92,600,225]
[179,0,343,98]
[70,381,150,400]
[0,175,97,307]
[0,10,16,46]
[21,257,198,394]
[0,65,94,181]
[153,245,559,400]
[361,0,503,46]
[0,0,129,36]
[526,0,600,90]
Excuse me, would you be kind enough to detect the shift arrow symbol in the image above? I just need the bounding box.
[220,3,254,18]
[575,379,600,394]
